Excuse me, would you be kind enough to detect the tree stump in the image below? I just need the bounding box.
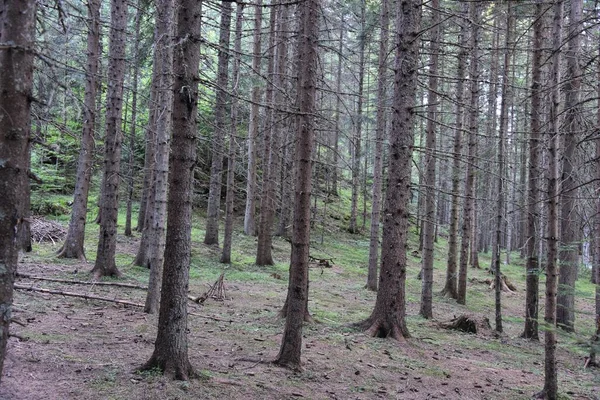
[441,314,491,335]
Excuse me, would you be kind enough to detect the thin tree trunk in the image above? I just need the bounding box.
[140,0,201,379]
[557,0,582,333]
[366,0,390,292]
[419,0,440,319]
[0,0,36,380]
[243,0,263,236]
[331,15,344,197]
[92,0,129,279]
[125,0,144,237]
[457,1,481,305]
[221,3,244,264]
[204,1,233,246]
[441,2,468,299]
[144,0,175,314]
[522,0,547,341]
[274,0,319,370]
[57,0,101,260]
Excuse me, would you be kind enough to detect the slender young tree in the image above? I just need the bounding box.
[331,15,344,197]
[221,3,244,263]
[441,1,468,299]
[274,0,319,369]
[539,1,563,397]
[141,0,201,379]
[457,1,482,305]
[557,0,583,333]
[366,0,390,292]
[92,0,128,278]
[493,2,514,333]
[355,0,422,340]
[0,0,36,380]
[144,0,175,314]
[243,0,263,236]
[419,0,440,319]
[522,0,547,341]
[57,0,101,260]
[205,1,232,246]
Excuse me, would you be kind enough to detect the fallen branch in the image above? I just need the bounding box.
[189,273,227,304]
[188,312,236,323]
[14,283,144,308]
[17,273,148,290]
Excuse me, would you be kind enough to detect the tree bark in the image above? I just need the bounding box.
[457,1,481,305]
[243,0,263,237]
[204,1,232,246]
[441,2,468,300]
[0,0,36,381]
[92,0,128,279]
[366,0,390,292]
[557,0,582,333]
[221,3,244,264]
[331,15,344,197]
[57,0,101,260]
[419,0,440,319]
[355,0,421,340]
[141,0,201,379]
[274,0,319,370]
[144,0,175,314]
[522,0,547,341]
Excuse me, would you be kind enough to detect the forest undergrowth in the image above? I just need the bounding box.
[1,204,599,400]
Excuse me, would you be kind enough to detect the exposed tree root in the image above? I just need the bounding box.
[354,317,409,341]
[140,356,196,381]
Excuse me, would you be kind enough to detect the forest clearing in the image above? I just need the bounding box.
[0,212,598,400]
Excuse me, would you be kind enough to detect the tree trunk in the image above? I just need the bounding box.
[0,0,36,381]
[243,0,263,237]
[204,1,232,246]
[274,0,319,370]
[57,0,101,260]
[124,0,143,237]
[92,0,128,279]
[419,0,440,319]
[255,4,280,266]
[144,0,175,314]
[141,0,201,379]
[221,3,244,264]
[348,0,367,235]
[366,0,390,292]
[557,0,582,333]
[540,2,562,398]
[355,0,421,340]
[522,0,547,341]
[331,15,344,197]
[493,3,514,333]
[441,2,468,300]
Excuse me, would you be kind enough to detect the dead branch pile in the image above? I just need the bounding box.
[190,273,227,304]
[440,314,492,335]
[30,216,66,244]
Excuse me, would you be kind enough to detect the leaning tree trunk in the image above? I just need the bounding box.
[0,0,36,381]
[144,0,175,314]
[221,3,244,264]
[274,0,319,370]
[366,0,390,292]
[540,2,562,398]
[557,0,582,333]
[204,1,232,246]
[355,0,421,341]
[92,0,128,279]
[243,0,263,237]
[419,0,440,320]
[57,0,101,260]
[441,1,468,300]
[457,1,481,306]
[522,0,547,341]
[140,0,201,380]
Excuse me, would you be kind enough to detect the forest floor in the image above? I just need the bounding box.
[1,214,599,400]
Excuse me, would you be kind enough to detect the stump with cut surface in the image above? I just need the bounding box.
[441,314,491,335]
